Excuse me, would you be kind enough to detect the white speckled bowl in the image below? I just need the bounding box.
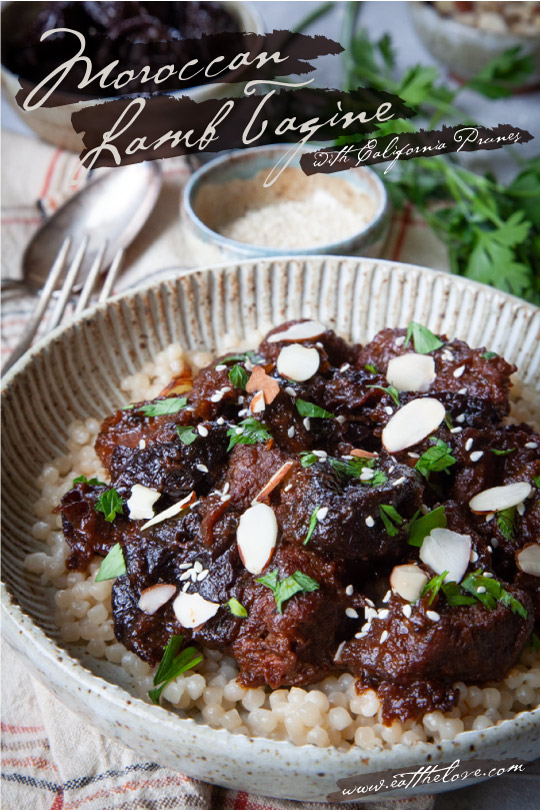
[2,257,540,802]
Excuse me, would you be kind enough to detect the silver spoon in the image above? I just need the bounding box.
[2,161,163,292]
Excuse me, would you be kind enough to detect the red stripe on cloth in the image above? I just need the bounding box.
[50,790,65,810]
[1,722,46,734]
[40,149,63,199]
[2,755,58,770]
[1,217,42,225]
[234,791,249,810]
[64,775,191,809]
[391,202,412,261]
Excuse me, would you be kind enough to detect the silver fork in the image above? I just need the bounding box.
[2,239,124,375]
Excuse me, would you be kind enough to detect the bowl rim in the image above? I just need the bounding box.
[181,144,390,256]
[2,255,540,793]
[410,0,540,45]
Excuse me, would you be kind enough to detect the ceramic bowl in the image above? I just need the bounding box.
[0,1,263,152]
[181,145,390,265]
[2,256,540,802]
[410,1,540,85]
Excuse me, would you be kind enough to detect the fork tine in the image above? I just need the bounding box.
[74,241,107,315]
[98,248,124,304]
[48,235,89,331]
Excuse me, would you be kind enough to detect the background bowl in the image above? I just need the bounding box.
[410,0,540,85]
[181,145,390,265]
[0,0,264,152]
[2,256,540,802]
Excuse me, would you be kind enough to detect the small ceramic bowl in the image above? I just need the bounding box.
[181,144,390,265]
[410,1,540,85]
[0,1,264,152]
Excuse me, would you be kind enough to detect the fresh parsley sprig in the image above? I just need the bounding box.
[415,439,456,480]
[138,397,187,417]
[228,364,249,390]
[176,426,198,445]
[95,543,126,582]
[256,570,319,614]
[226,418,272,451]
[296,399,334,419]
[379,504,403,537]
[421,570,448,606]
[408,505,447,547]
[405,322,444,354]
[460,571,528,619]
[73,474,106,487]
[367,384,401,407]
[304,505,322,545]
[226,597,248,618]
[148,635,203,705]
[94,488,124,522]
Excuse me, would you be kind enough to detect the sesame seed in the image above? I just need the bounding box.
[465,438,473,451]
[378,609,389,619]
[197,570,209,581]
[426,610,440,622]
[139,439,146,449]
[313,450,327,458]
[198,425,209,437]
[382,590,391,603]
[393,477,406,487]
[355,632,367,639]
[193,561,203,572]
[345,585,354,596]
[470,550,479,563]
[487,546,493,553]
[334,641,346,662]
[365,598,375,608]
[237,395,245,405]
[450,427,463,434]
[380,630,389,643]
[483,572,494,578]
[196,464,209,473]
[316,342,323,349]
[317,506,329,521]
[384,406,393,415]
[402,604,412,619]
[453,365,465,378]
[442,349,454,361]
[284,386,296,398]
[456,414,465,424]
[340,363,351,372]
[223,482,230,494]
[303,417,311,431]
[211,392,223,403]
[179,562,192,569]
[346,607,359,619]
[190,570,197,581]
[360,468,374,481]
[458,388,467,395]
[360,623,370,633]
[336,415,346,425]
[217,417,225,425]
[182,582,190,592]
[365,516,375,528]
[517,502,526,516]
[470,451,484,462]
[287,426,295,438]
[180,571,192,581]
[408,452,420,459]
[388,465,395,473]
[235,426,244,435]
[283,484,292,492]
[476,586,487,594]
[395,336,406,347]
[221,494,231,503]
[526,442,538,449]
[485,512,495,522]
[215,364,227,371]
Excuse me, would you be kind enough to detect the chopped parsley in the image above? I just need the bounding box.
[295,399,334,419]
[139,397,187,417]
[226,417,272,451]
[496,507,516,541]
[228,364,249,390]
[534,475,540,489]
[94,488,124,522]
[421,570,449,606]
[491,447,515,456]
[405,322,444,354]
[176,426,198,445]
[72,474,106,487]
[460,570,528,619]
[415,439,456,480]
[256,569,319,614]
[304,505,322,545]
[408,505,447,547]
[367,384,401,407]
[148,635,203,705]
[300,451,319,468]
[379,504,403,537]
[329,456,387,486]
[444,412,453,430]
[364,363,378,374]
[218,351,262,366]
[482,351,498,360]
[226,597,248,618]
[442,581,477,607]
[95,543,126,582]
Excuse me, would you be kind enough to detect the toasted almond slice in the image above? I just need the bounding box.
[253,461,295,503]
[386,353,436,392]
[516,544,540,578]
[419,528,471,584]
[277,344,320,382]
[250,390,266,414]
[350,448,379,459]
[390,564,429,602]
[237,502,278,574]
[245,365,280,404]
[173,591,220,629]
[141,490,196,531]
[469,482,533,513]
[159,365,193,396]
[382,397,446,453]
[267,321,326,343]
[127,484,161,520]
[138,583,176,615]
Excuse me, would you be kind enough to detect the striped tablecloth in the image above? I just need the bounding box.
[1,131,447,810]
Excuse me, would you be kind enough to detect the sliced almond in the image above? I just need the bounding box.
[127,484,161,520]
[138,583,176,615]
[237,502,278,574]
[350,448,379,459]
[469,482,533,514]
[419,528,471,584]
[173,591,220,629]
[253,461,295,503]
[245,365,280,404]
[390,564,429,602]
[250,390,266,414]
[267,321,326,343]
[516,544,540,578]
[141,490,196,531]
[386,353,436,393]
[382,397,446,454]
[159,366,193,396]
[277,344,320,382]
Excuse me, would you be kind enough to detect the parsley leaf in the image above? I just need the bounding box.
[226,418,272,451]
[442,581,477,607]
[421,570,449,606]
[256,569,319,614]
[534,475,540,489]
[218,351,261,365]
[226,598,248,618]
[415,439,456,480]
[296,399,334,419]
[228,364,249,390]
[95,543,126,582]
[304,505,321,545]
[491,448,515,457]
[405,322,444,354]
[379,504,403,537]
[367,384,401,407]
[460,570,528,619]
[329,456,387,486]
[482,351,498,360]
[300,451,319,468]
[73,474,106,487]
[364,363,378,374]
[408,505,447,547]
[497,507,516,541]
[148,635,202,704]
[176,426,198,445]
[94,488,123,522]
[139,397,187,417]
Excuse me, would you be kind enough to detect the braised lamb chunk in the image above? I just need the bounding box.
[259,320,359,369]
[187,362,244,421]
[224,444,293,509]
